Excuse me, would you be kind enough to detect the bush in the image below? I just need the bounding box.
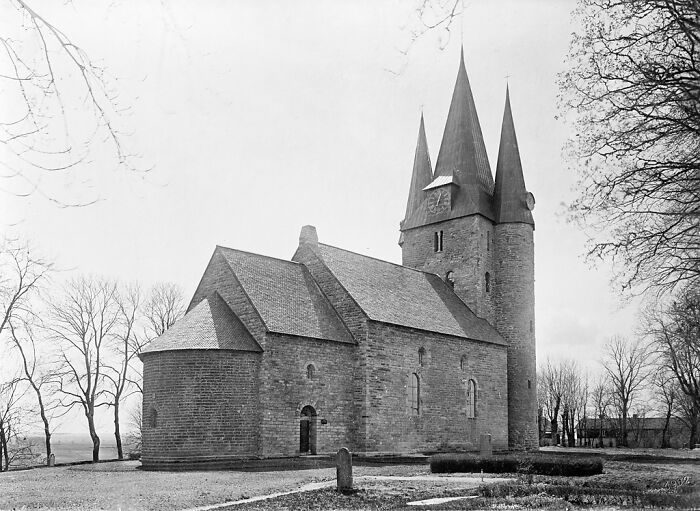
[430,453,603,476]
[431,454,518,474]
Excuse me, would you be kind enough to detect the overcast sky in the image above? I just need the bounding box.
[2,0,643,434]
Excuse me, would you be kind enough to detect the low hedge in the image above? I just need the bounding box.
[430,453,603,476]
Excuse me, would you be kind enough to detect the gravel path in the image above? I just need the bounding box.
[0,462,429,511]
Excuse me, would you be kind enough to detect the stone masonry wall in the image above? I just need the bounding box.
[401,215,495,324]
[141,350,261,467]
[258,333,355,457]
[292,243,369,450]
[364,321,508,452]
[494,223,538,449]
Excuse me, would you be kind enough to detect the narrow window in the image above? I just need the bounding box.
[487,231,490,252]
[445,271,455,289]
[530,320,533,333]
[434,231,444,252]
[418,347,426,366]
[306,364,315,380]
[528,379,532,389]
[148,408,158,428]
[410,373,420,415]
[485,272,491,293]
[460,355,467,371]
[467,380,477,418]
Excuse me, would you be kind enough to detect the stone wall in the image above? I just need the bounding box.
[494,223,537,449]
[401,215,495,323]
[363,321,508,452]
[258,333,356,457]
[141,349,261,468]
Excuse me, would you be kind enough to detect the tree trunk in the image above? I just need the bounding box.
[114,402,123,460]
[662,408,671,448]
[0,423,7,472]
[34,386,52,464]
[86,410,100,462]
[689,406,698,450]
[551,398,561,446]
[620,404,629,447]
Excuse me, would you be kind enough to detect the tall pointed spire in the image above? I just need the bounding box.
[493,86,534,225]
[433,47,494,219]
[404,113,433,220]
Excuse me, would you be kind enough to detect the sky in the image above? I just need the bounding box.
[2,0,643,434]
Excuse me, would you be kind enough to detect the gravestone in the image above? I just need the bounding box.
[336,447,353,491]
[48,453,55,467]
[479,433,492,457]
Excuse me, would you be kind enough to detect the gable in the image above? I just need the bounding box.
[217,247,354,344]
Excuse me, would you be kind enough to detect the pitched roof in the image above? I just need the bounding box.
[493,86,534,226]
[218,247,354,344]
[314,243,505,345]
[141,292,261,354]
[423,174,454,190]
[404,113,433,220]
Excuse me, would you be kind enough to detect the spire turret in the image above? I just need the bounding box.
[493,86,534,225]
[433,48,494,219]
[404,113,433,221]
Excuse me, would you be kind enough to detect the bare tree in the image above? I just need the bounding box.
[2,1,143,206]
[559,0,700,295]
[49,277,120,462]
[103,284,148,460]
[7,319,55,465]
[1,239,53,340]
[654,369,679,448]
[540,359,568,445]
[143,282,185,339]
[0,375,22,471]
[645,285,700,447]
[589,374,612,447]
[601,336,652,446]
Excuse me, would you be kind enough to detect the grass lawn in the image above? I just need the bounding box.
[1,450,698,510]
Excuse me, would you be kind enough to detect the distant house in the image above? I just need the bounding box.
[578,417,694,448]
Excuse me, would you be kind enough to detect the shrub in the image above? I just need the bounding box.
[431,454,518,474]
[430,453,603,476]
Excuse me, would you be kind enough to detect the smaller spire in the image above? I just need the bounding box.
[493,86,534,225]
[404,113,433,220]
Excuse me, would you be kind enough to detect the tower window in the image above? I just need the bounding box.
[147,408,158,429]
[460,355,467,371]
[530,320,533,333]
[445,271,455,289]
[487,231,490,252]
[410,373,420,415]
[528,379,532,389]
[467,379,477,418]
[485,272,491,292]
[418,347,426,366]
[434,230,443,252]
[306,364,315,379]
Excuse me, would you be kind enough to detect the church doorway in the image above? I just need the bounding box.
[299,405,317,455]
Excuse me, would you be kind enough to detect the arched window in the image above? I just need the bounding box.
[410,373,420,415]
[445,271,455,289]
[485,272,491,293]
[306,364,315,380]
[467,379,477,418]
[418,347,426,366]
[460,355,467,371]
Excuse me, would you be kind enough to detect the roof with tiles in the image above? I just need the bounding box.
[217,246,354,344]
[141,292,261,354]
[313,243,505,345]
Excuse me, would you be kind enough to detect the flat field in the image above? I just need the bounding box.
[1,449,698,510]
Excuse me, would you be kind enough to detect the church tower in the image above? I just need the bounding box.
[399,52,537,450]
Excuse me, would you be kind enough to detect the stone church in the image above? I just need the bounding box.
[140,50,537,468]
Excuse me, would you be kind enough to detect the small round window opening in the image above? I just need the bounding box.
[306,364,315,380]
